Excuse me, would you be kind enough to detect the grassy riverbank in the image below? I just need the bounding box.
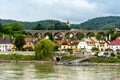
[61,55,120,63]
[0,54,53,64]
[84,57,120,63]
[0,54,35,60]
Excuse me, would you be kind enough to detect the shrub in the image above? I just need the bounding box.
[117,52,120,59]
[110,52,115,57]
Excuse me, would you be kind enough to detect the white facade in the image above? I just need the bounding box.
[77,41,94,50]
[108,45,120,51]
[0,44,12,51]
[77,41,87,49]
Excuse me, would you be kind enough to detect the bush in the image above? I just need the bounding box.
[117,52,120,58]
[94,52,99,56]
[61,56,73,61]
[104,52,109,56]
[91,47,99,51]
[110,52,115,57]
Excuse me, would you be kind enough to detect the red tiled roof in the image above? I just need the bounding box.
[25,38,37,43]
[109,37,120,45]
[89,38,95,43]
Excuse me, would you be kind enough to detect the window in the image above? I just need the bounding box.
[5,45,7,48]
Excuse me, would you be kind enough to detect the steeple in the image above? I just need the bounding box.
[66,20,70,27]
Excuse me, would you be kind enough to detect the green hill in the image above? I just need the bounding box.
[1,16,120,30]
[77,16,120,30]
[0,19,61,30]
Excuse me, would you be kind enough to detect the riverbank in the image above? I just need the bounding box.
[72,62,120,66]
[0,59,53,64]
[0,54,53,64]
[1,59,120,66]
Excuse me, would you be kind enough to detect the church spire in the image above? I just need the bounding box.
[66,20,70,27]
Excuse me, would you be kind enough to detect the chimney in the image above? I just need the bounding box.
[106,36,107,41]
[109,34,111,41]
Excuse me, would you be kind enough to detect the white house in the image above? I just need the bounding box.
[108,37,120,51]
[0,37,13,52]
[77,38,95,51]
[77,41,87,49]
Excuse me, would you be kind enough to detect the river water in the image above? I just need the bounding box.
[0,63,120,80]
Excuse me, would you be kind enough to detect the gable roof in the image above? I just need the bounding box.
[0,37,13,44]
[109,37,120,45]
[25,38,38,45]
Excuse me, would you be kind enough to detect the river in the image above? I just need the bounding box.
[0,63,120,80]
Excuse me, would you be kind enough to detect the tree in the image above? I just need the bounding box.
[96,34,102,40]
[76,33,85,40]
[54,23,70,30]
[3,22,24,34]
[87,32,95,37]
[107,28,119,41]
[14,35,25,51]
[34,39,57,60]
[91,47,99,51]
[11,22,24,31]
[0,22,3,32]
[47,24,55,30]
[31,24,46,30]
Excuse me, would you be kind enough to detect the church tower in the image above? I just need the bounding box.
[66,20,70,27]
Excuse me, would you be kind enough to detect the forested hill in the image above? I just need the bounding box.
[0,19,61,30]
[1,16,120,30]
[77,16,120,30]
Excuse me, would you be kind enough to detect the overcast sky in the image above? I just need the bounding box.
[0,0,120,23]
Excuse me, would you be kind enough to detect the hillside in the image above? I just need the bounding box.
[0,19,61,30]
[1,16,120,30]
[77,16,120,30]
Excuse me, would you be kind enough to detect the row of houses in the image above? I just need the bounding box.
[0,36,120,52]
[0,37,38,51]
[55,37,120,52]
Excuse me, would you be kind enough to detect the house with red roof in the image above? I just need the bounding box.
[108,37,120,51]
[23,38,38,51]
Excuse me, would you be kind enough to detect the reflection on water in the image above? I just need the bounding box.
[0,63,120,80]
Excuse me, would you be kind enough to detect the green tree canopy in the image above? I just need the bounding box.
[96,34,103,40]
[14,35,25,51]
[76,33,85,40]
[31,24,46,30]
[11,22,24,31]
[91,47,99,51]
[0,22,3,32]
[34,39,57,60]
[54,23,70,30]
[3,22,24,34]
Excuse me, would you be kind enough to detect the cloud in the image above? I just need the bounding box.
[0,0,120,23]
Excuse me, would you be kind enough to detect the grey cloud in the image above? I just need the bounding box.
[0,0,119,23]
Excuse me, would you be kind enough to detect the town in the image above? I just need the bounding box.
[1,0,120,80]
[0,26,120,59]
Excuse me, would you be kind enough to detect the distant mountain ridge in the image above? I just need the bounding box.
[77,16,120,30]
[0,16,120,30]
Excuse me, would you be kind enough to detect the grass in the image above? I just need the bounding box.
[84,57,120,63]
[0,54,35,60]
